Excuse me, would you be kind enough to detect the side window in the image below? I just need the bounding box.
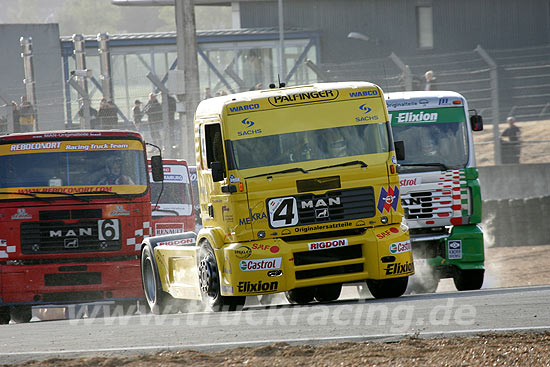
[204,123,226,176]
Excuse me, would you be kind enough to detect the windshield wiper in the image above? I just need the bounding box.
[0,191,53,203]
[80,190,126,198]
[310,160,368,172]
[152,208,180,216]
[245,167,308,179]
[37,190,91,202]
[398,163,449,171]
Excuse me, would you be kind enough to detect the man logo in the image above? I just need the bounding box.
[64,238,78,248]
[359,104,372,114]
[241,118,255,128]
[315,208,329,219]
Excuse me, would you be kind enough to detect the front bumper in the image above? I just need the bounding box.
[411,224,484,273]
[218,225,413,296]
[0,258,143,306]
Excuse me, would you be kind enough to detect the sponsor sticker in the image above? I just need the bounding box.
[157,238,195,246]
[237,280,278,293]
[110,205,130,216]
[239,257,282,271]
[377,186,399,214]
[384,261,414,275]
[11,208,32,220]
[234,245,252,259]
[308,238,348,251]
[155,223,185,235]
[389,240,411,254]
[448,240,462,259]
[399,177,422,187]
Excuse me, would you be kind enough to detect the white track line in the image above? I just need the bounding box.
[2,325,550,357]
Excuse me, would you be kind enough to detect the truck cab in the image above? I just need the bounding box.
[149,159,195,235]
[386,91,484,292]
[140,82,414,313]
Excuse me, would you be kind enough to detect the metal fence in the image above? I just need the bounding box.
[315,44,550,165]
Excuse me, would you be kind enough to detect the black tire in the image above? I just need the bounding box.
[453,269,484,291]
[285,287,316,304]
[141,244,179,314]
[0,306,11,324]
[314,283,342,303]
[198,240,245,311]
[366,276,409,299]
[10,305,32,323]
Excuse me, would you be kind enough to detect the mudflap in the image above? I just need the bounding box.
[444,224,484,271]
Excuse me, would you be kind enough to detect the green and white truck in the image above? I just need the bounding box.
[385,91,484,292]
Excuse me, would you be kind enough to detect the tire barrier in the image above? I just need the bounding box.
[482,196,550,247]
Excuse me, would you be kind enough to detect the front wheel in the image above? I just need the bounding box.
[10,305,32,323]
[198,241,245,311]
[314,284,342,303]
[366,276,409,299]
[141,245,179,314]
[285,287,315,304]
[0,306,10,324]
[453,269,484,291]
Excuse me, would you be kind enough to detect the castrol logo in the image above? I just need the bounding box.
[389,240,412,254]
[308,238,348,251]
[399,177,421,187]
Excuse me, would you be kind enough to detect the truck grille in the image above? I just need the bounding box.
[44,272,102,286]
[294,244,362,266]
[293,244,363,280]
[402,191,438,219]
[296,264,363,280]
[295,186,375,225]
[20,220,121,255]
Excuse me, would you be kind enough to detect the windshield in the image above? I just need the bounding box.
[0,139,147,196]
[391,108,469,170]
[392,122,468,168]
[229,123,389,170]
[150,181,193,215]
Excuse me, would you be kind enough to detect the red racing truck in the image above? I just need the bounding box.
[0,130,162,323]
[149,159,195,235]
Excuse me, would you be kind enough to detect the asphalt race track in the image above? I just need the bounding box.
[1,285,549,364]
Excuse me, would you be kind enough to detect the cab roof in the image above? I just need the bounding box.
[195,81,382,119]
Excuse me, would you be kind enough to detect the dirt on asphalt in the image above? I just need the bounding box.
[4,244,550,367]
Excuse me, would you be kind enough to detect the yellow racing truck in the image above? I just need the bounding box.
[140,82,413,313]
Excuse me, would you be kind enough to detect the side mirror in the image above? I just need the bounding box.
[394,140,405,161]
[470,111,483,131]
[150,155,164,182]
[211,161,224,182]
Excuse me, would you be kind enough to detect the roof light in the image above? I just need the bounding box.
[453,100,462,105]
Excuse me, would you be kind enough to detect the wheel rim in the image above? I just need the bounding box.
[143,256,157,303]
[199,255,219,298]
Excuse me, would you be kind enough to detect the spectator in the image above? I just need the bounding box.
[11,101,19,132]
[424,70,438,91]
[78,105,98,129]
[167,95,176,125]
[18,96,35,132]
[133,99,143,125]
[398,72,425,91]
[143,93,163,143]
[500,116,521,164]
[98,98,118,129]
